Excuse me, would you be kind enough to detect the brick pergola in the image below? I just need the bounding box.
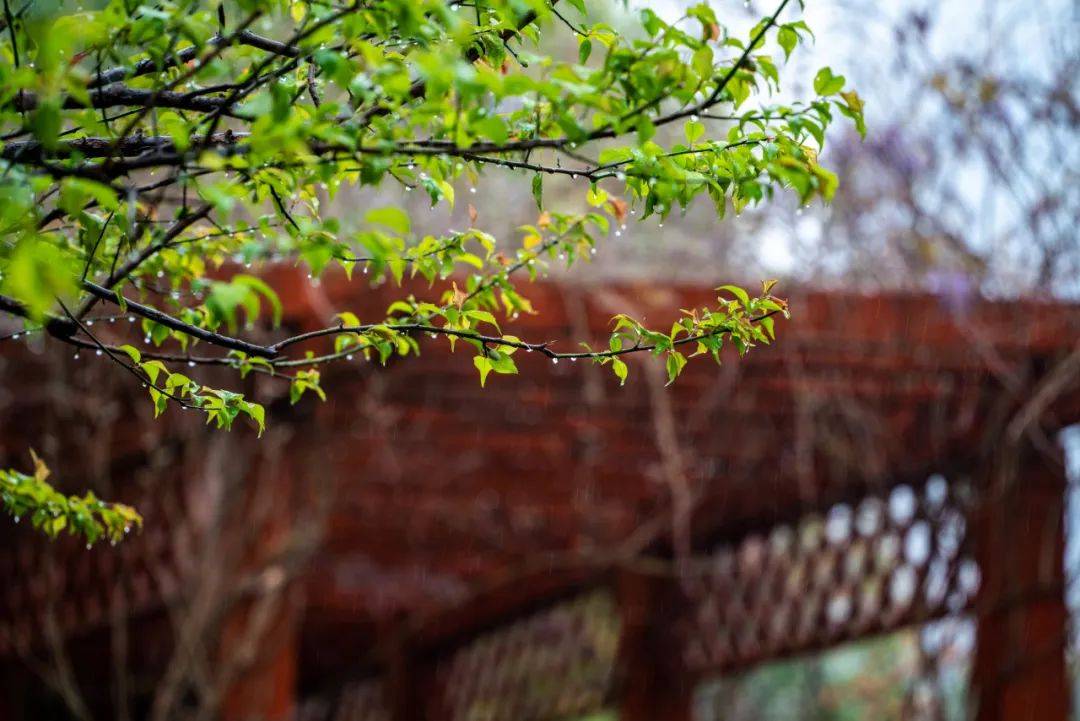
[1,273,1078,721]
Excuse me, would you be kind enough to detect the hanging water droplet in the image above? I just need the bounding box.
[73,353,80,360]
[571,357,577,362]
[469,187,477,194]
[86,543,92,550]
[13,516,19,524]
[128,316,135,322]
[658,223,664,228]
[691,114,700,122]
[552,358,559,364]
[95,349,103,356]
[11,333,18,339]
[188,361,196,367]
[86,320,93,326]
[346,354,354,361]
[363,266,369,274]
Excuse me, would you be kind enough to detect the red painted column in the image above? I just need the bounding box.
[384,632,441,721]
[972,443,1070,721]
[616,569,693,721]
[217,444,303,721]
[220,594,300,721]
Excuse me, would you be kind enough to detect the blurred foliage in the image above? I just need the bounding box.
[0,0,861,540]
[0,450,142,546]
[697,624,972,721]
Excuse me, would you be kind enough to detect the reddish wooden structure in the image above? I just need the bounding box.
[1,273,1078,720]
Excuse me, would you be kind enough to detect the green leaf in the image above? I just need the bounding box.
[488,350,517,375]
[270,80,292,122]
[777,26,798,60]
[166,373,192,393]
[612,358,628,385]
[466,309,500,330]
[586,185,609,207]
[244,402,266,436]
[233,274,284,326]
[364,206,411,235]
[474,116,509,144]
[1,237,79,319]
[117,344,141,363]
[837,90,867,139]
[30,100,62,151]
[578,38,592,64]
[665,351,687,385]
[531,174,543,210]
[473,355,492,387]
[141,360,167,385]
[760,316,776,340]
[59,178,120,215]
[149,387,168,417]
[685,119,705,144]
[636,116,656,143]
[717,284,751,308]
[813,66,845,96]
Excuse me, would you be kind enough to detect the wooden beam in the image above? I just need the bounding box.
[971,442,1070,721]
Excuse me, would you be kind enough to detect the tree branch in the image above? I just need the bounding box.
[80,280,278,359]
[0,292,78,338]
[268,310,782,362]
[10,85,249,117]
